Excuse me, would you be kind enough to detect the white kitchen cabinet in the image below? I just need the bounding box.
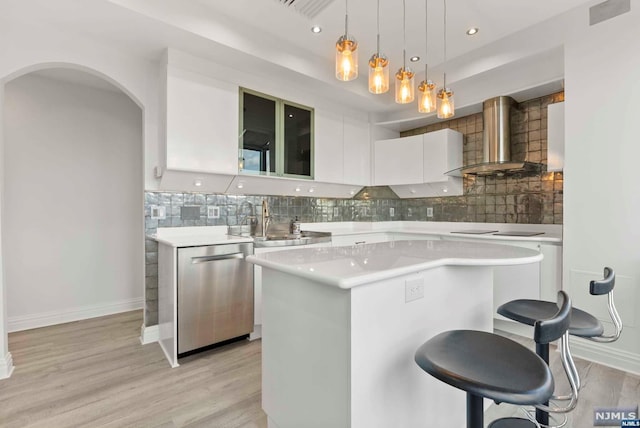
[314,109,344,184]
[315,113,370,186]
[343,117,371,186]
[165,67,239,175]
[547,101,565,172]
[251,241,331,340]
[374,130,462,193]
[423,129,463,183]
[373,135,424,185]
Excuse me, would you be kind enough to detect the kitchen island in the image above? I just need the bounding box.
[248,240,543,428]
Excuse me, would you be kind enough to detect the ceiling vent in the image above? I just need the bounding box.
[275,0,335,19]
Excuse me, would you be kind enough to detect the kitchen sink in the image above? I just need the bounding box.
[252,230,332,248]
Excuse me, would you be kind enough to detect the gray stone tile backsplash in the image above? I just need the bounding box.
[143,92,564,327]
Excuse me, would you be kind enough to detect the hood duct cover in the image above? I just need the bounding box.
[448,96,542,176]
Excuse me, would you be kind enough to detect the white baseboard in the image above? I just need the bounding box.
[140,324,159,345]
[249,325,262,341]
[569,338,640,376]
[495,319,640,376]
[0,351,15,380]
[7,298,143,333]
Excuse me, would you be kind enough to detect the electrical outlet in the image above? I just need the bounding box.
[334,207,339,217]
[407,208,412,217]
[427,207,434,218]
[207,206,220,219]
[390,207,395,217]
[150,205,166,220]
[405,278,424,303]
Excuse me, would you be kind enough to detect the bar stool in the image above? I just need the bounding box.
[497,267,621,425]
[415,291,576,428]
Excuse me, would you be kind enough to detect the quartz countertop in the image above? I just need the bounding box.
[300,221,562,243]
[247,240,543,289]
[149,226,253,247]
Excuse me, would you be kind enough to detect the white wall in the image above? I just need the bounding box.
[3,73,143,331]
[0,84,13,378]
[564,6,640,373]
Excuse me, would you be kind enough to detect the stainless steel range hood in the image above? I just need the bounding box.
[447,96,542,176]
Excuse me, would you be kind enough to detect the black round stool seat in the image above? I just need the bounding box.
[498,299,604,338]
[415,330,554,405]
[488,417,536,428]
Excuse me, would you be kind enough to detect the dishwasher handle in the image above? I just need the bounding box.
[191,252,245,264]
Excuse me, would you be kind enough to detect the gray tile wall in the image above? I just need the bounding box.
[144,92,564,326]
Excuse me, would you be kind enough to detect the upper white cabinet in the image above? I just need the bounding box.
[343,117,370,186]
[547,101,565,172]
[314,110,345,184]
[165,67,239,175]
[373,135,424,185]
[423,129,463,183]
[374,129,462,189]
[315,112,370,186]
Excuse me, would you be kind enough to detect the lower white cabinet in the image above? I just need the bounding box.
[251,241,331,340]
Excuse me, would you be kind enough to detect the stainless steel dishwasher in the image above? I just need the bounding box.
[177,242,254,355]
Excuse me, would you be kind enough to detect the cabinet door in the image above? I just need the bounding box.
[314,109,344,183]
[343,117,370,186]
[166,69,239,174]
[547,102,564,172]
[374,135,423,185]
[423,129,462,183]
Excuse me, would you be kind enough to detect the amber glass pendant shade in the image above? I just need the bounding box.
[395,68,415,104]
[437,88,455,118]
[336,36,358,81]
[368,54,389,94]
[418,80,436,113]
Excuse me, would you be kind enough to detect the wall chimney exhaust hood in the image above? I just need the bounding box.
[447,96,542,176]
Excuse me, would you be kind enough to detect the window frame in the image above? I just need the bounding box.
[239,88,314,180]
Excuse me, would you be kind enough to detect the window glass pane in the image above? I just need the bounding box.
[242,92,276,173]
[283,104,312,177]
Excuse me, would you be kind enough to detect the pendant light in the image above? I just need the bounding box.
[418,0,436,113]
[437,0,454,118]
[336,0,358,81]
[395,0,414,104]
[368,0,389,94]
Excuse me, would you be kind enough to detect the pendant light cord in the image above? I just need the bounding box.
[376,0,380,55]
[345,0,349,36]
[443,0,447,87]
[424,0,428,79]
[402,0,407,68]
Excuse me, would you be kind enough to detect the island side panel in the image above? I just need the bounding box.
[158,243,179,367]
[262,268,351,428]
[349,265,494,428]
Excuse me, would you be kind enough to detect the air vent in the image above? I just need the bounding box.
[275,0,335,19]
[590,0,630,26]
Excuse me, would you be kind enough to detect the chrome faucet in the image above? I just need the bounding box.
[261,199,271,238]
[240,201,258,235]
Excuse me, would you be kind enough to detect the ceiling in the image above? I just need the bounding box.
[3,0,601,130]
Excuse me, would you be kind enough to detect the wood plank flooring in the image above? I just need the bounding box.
[1,311,638,427]
[0,311,267,428]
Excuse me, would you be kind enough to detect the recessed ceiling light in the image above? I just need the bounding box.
[466,27,479,36]
[311,25,322,34]
[288,113,294,118]
[410,56,420,62]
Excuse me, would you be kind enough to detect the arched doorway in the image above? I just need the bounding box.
[1,66,144,357]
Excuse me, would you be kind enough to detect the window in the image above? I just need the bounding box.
[240,89,314,179]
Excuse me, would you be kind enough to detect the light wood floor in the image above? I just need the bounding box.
[1,311,638,428]
[1,311,267,428]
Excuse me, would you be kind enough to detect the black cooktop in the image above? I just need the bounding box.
[492,231,545,237]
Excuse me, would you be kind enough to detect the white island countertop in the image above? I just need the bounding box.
[247,239,543,289]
